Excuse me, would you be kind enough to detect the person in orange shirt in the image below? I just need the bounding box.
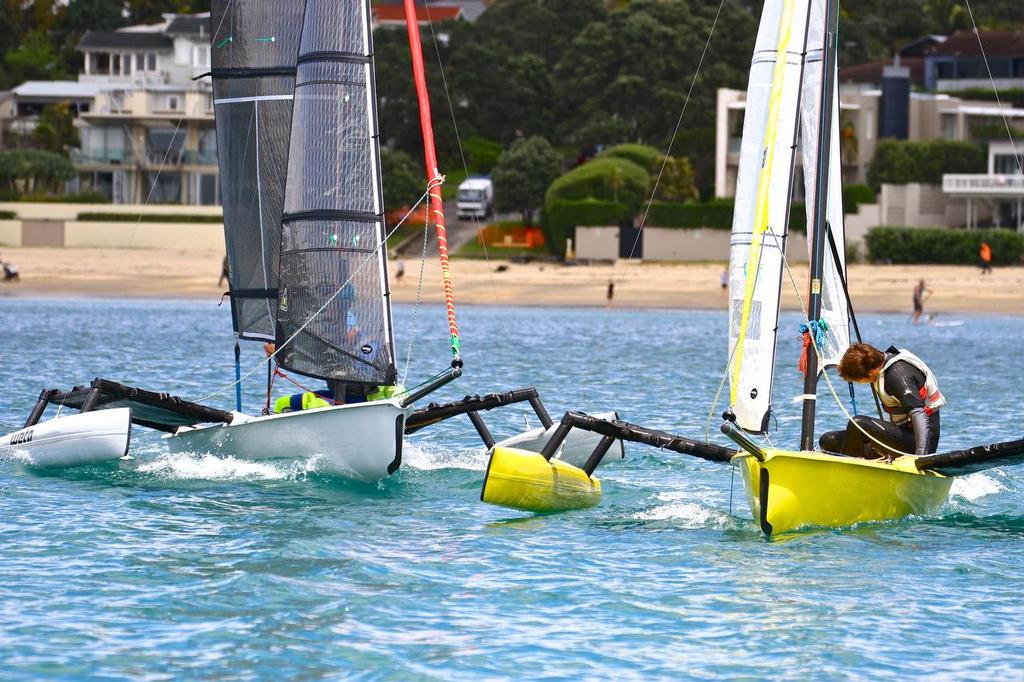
[979,241,992,275]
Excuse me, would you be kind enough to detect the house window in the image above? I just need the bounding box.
[941,113,957,140]
[192,45,210,68]
[147,53,156,71]
[112,54,120,73]
[123,53,131,75]
[166,95,179,111]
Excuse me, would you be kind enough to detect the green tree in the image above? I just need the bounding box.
[492,136,563,225]
[3,31,66,85]
[381,149,423,213]
[32,102,79,153]
[0,149,74,196]
[653,155,698,202]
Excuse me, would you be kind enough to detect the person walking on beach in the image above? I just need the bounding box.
[720,268,729,290]
[979,241,992,275]
[606,280,615,309]
[911,279,931,324]
[395,259,405,285]
[819,343,944,459]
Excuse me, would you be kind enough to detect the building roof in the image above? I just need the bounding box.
[12,80,99,100]
[166,15,209,37]
[840,57,925,86]
[374,4,464,23]
[925,30,1024,58]
[78,31,173,50]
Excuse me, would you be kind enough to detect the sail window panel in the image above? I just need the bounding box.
[210,1,305,72]
[285,75,376,216]
[299,4,366,56]
[277,220,394,386]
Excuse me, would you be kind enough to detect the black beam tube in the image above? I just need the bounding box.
[399,366,462,408]
[24,389,56,428]
[467,411,496,450]
[720,421,766,462]
[529,396,553,429]
[540,418,576,461]
[582,435,617,476]
[79,386,102,413]
[404,387,543,433]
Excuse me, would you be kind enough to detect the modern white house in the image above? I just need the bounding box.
[71,14,217,205]
[715,31,1024,232]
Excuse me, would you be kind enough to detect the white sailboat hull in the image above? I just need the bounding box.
[493,411,625,469]
[1,408,132,468]
[166,400,409,483]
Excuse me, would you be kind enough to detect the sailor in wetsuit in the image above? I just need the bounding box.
[819,342,945,459]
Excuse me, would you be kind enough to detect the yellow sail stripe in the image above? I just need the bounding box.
[730,0,799,407]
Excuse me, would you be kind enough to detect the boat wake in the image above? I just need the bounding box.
[950,472,1005,501]
[132,452,319,482]
[402,442,488,472]
[632,492,733,529]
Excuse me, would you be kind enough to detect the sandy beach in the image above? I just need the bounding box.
[0,246,1021,315]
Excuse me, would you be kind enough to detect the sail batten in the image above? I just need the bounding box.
[210,1,305,341]
[274,0,397,386]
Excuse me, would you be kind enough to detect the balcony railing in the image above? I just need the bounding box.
[183,150,218,166]
[943,173,1024,196]
[71,148,129,164]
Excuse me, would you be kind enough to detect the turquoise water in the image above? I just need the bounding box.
[2,297,1024,679]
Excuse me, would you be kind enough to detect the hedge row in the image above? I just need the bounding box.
[865,227,1023,265]
[541,198,630,256]
[644,199,807,232]
[77,212,223,223]
[0,210,15,219]
[843,184,875,214]
[866,139,985,190]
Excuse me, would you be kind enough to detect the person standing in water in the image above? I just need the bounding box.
[606,279,615,309]
[911,279,931,324]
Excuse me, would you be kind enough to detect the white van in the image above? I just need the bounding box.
[456,177,494,220]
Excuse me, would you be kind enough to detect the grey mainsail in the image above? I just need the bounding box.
[275,0,397,386]
[210,1,305,341]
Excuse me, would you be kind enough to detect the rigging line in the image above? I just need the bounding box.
[192,177,442,404]
[114,114,186,276]
[623,0,727,266]
[765,227,915,458]
[422,4,501,308]
[401,222,430,386]
[963,0,1023,176]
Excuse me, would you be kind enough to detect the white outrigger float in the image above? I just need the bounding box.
[1,405,131,469]
[1,0,622,481]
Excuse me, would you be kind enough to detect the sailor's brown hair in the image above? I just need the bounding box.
[838,343,886,382]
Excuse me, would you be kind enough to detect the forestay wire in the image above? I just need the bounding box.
[192,178,443,405]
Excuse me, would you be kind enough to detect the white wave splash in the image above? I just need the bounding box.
[632,491,730,528]
[135,452,311,481]
[950,472,1004,501]
[403,442,488,472]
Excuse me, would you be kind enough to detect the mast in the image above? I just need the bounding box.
[403,0,462,366]
[799,0,840,450]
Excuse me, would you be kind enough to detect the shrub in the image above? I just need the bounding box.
[464,136,502,173]
[0,210,15,219]
[77,212,223,223]
[598,143,662,173]
[541,198,630,256]
[866,139,985,190]
[545,157,650,214]
[644,198,807,233]
[865,227,1023,265]
[842,184,875,214]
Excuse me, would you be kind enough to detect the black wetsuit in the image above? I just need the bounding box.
[819,352,941,458]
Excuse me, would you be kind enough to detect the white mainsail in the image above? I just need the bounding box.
[798,0,851,369]
[728,0,810,433]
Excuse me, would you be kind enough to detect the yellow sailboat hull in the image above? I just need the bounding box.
[737,449,952,536]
